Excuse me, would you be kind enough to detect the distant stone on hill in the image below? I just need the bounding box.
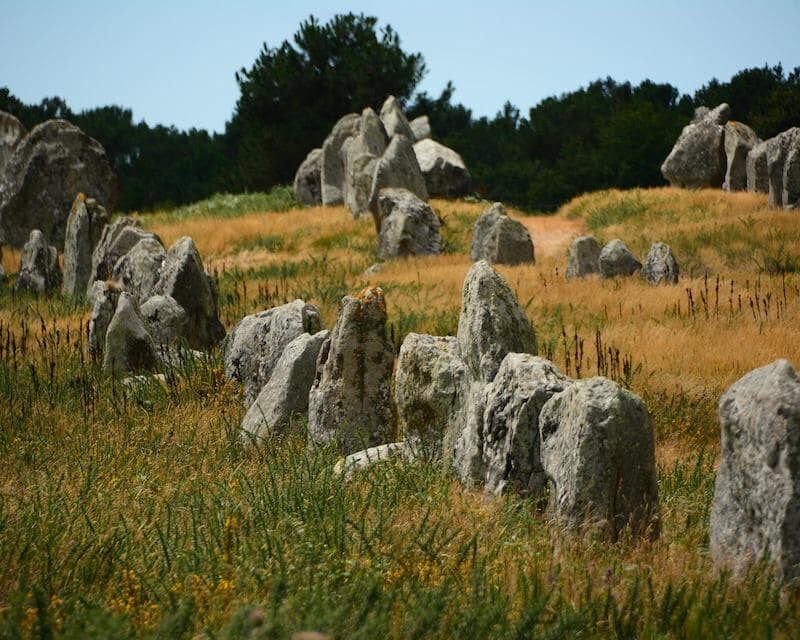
[102,292,159,374]
[368,134,428,218]
[0,119,117,248]
[599,239,641,278]
[640,242,679,285]
[661,104,728,189]
[724,121,760,191]
[375,188,442,260]
[0,111,26,177]
[342,108,388,218]
[710,359,800,581]
[379,96,415,141]
[320,113,360,206]
[14,229,62,294]
[409,115,431,141]
[470,202,534,266]
[766,127,800,209]
[565,235,601,279]
[293,148,322,206]
[413,138,472,198]
[746,141,769,193]
[62,193,108,297]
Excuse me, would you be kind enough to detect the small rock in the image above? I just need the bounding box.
[413,138,472,198]
[63,193,109,297]
[320,113,360,206]
[640,242,679,285]
[102,292,159,374]
[333,442,406,481]
[409,115,431,141]
[598,239,641,278]
[376,188,442,259]
[565,235,601,280]
[470,203,534,266]
[293,148,323,206]
[13,229,61,294]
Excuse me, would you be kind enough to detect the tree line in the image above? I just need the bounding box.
[2,13,799,213]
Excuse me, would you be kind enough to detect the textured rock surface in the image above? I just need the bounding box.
[483,355,572,497]
[661,106,728,188]
[0,119,117,248]
[87,281,121,358]
[376,188,442,259]
[746,141,769,193]
[0,110,26,177]
[766,128,800,209]
[62,193,108,297]
[409,115,431,141]
[293,148,322,206]
[13,229,62,294]
[599,240,641,278]
[152,236,224,351]
[333,442,406,481]
[140,294,189,348]
[342,108,387,217]
[413,138,472,198]
[320,113,360,206]
[102,292,159,374]
[368,135,428,216]
[640,242,679,285]
[111,236,166,303]
[457,260,537,383]
[565,235,601,280]
[86,217,152,296]
[240,330,329,440]
[710,360,800,581]
[539,377,660,539]
[452,381,490,487]
[308,287,396,454]
[379,96,414,140]
[470,203,534,266]
[223,300,322,406]
[395,333,469,464]
[724,121,760,191]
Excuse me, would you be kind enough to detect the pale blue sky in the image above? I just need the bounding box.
[1,1,797,133]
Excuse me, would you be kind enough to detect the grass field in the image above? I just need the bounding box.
[1,187,799,638]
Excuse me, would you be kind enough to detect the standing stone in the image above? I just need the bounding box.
[598,239,641,278]
[452,381,491,487]
[766,128,800,209]
[723,121,760,191]
[409,115,431,141]
[640,242,679,285]
[240,330,330,440]
[293,148,323,206]
[395,333,470,464]
[0,111,26,177]
[140,294,189,348]
[565,235,601,280]
[320,113,360,206]
[367,135,428,216]
[470,203,534,266]
[483,355,572,497]
[87,280,121,358]
[222,299,323,406]
[539,377,660,540]
[63,193,109,297]
[413,138,472,198]
[376,188,442,259]
[111,236,166,303]
[379,96,415,140]
[710,360,800,581]
[457,260,537,383]
[342,108,388,218]
[13,229,62,294]
[102,292,159,374]
[0,119,118,248]
[661,105,728,188]
[152,236,224,351]
[746,141,769,193]
[86,217,154,296]
[308,287,396,454]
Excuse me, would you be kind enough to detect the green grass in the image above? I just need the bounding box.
[143,187,298,223]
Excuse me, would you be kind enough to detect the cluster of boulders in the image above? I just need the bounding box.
[661,103,799,209]
[565,236,679,284]
[230,261,660,540]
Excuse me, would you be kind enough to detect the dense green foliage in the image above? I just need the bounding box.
[1,13,799,213]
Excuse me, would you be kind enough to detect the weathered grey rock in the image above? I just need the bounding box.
[0,111,26,177]
[62,193,108,297]
[102,292,159,374]
[395,333,470,464]
[599,239,641,278]
[710,360,800,581]
[0,119,118,248]
[307,287,396,454]
[333,442,406,481]
[661,106,727,188]
[367,134,428,217]
[379,96,414,141]
[342,108,388,218]
[483,355,572,497]
[240,330,329,440]
[13,229,61,294]
[152,236,224,351]
[413,138,472,198]
[222,299,323,406]
[723,121,760,191]
[640,242,679,285]
[457,260,537,383]
[409,115,431,141]
[293,148,322,206]
[452,381,491,487]
[746,141,769,193]
[111,236,166,303]
[470,203,534,266]
[565,235,601,280]
[320,113,360,206]
[766,128,800,209]
[691,106,711,123]
[86,217,154,296]
[539,377,659,540]
[87,280,121,358]
[140,295,189,348]
[376,188,442,259]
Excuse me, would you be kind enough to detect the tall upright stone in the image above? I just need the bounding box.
[375,188,442,259]
[86,217,155,297]
[342,108,388,218]
[379,95,414,140]
[111,236,167,303]
[640,242,679,285]
[367,135,428,219]
[723,121,760,191]
[320,113,360,206]
[63,193,109,297]
[565,235,601,280]
[102,292,159,374]
[661,105,728,188]
[293,148,323,206]
[766,128,800,209]
[746,141,769,194]
[470,203,534,266]
[87,280,121,359]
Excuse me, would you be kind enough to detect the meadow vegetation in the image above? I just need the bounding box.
[1,187,799,638]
